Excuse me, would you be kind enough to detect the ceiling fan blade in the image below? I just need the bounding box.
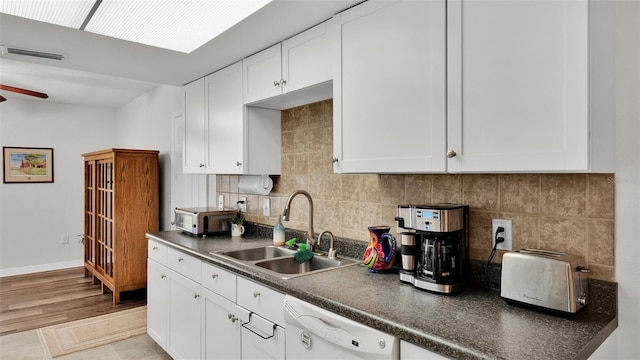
[0,84,48,99]
[0,95,6,102]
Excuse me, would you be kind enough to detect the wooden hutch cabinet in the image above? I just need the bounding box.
[83,148,159,304]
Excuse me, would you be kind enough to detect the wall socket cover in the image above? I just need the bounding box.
[263,198,270,217]
[239,197,247,213]
[492,219,513,251]
[218,195,224,210]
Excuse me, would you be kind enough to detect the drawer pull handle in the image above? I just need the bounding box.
[211,274,218,279]
[253,291,260,298]
[152,246,158,250]
[161,274,166,279]
[194,294,200,299]
[178,258,184,262]
[228,314,237,323]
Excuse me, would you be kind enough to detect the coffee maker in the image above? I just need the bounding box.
[396,204,469,294]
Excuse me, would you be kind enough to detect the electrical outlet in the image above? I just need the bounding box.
[239,196,247,213]
[492,219,513,251]
[218,194,224,210]
[263,198,270,217]
[62,234,69,244]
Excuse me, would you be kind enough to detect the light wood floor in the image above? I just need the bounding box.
[0,267,146,336]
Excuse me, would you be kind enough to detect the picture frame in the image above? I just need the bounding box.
[2,147,54,183]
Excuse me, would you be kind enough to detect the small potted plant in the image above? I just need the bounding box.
[228,212,245,237]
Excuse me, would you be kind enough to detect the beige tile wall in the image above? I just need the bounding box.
[217,100,616,281]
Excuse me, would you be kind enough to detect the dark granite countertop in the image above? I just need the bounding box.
[146,230,617,360]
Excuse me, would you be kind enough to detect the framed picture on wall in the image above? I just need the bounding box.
[2,147,54,183]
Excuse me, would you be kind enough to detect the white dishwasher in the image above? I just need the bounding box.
[284,295,399,360]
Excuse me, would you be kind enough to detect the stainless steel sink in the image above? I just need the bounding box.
[219,245,296,261]
[255,256,355,276]
[212,245,358,279]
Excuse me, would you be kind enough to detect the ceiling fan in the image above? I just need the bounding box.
[0,84,49,102]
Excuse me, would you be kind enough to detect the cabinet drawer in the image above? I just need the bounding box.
[237,277,285,325]
[148,239,167,266]
[201,262,236,302]
[167,248,201,283]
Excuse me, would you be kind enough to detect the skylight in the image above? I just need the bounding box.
[0,0,273,53]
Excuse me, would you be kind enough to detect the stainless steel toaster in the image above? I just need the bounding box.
[501,249,589,314]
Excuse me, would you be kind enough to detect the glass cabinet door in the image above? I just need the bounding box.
[95,159,114,280]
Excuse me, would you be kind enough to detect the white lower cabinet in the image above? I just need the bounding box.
[202,288,242,360]
[241,314,286,360]
[167,270,202,360]
[237,277,286,360]
[400,340,448,360]
[147,243,286,360]
[147,258,168,348]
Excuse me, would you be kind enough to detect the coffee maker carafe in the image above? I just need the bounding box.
[396,204,469,294]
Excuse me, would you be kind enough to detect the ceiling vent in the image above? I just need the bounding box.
[0,46,65,61]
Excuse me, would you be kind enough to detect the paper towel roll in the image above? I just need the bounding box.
[238,175,273,195]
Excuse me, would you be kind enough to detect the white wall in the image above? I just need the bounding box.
[114,85,182,230]
[0,100,116,275]
[614,0,640,358]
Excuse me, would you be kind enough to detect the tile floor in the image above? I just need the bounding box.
[0,330,171,360]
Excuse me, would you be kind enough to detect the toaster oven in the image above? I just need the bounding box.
[173,207,237,236]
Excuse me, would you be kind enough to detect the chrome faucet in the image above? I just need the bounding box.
[282,190,315,252]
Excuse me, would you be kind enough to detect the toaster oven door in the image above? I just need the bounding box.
[174,210,195,233]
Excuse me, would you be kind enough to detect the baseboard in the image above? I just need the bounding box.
[0,259,84,277]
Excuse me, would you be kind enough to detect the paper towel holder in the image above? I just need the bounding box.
[238,175,273,195]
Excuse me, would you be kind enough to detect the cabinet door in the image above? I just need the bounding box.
[167,270,201,360]
[333,0,447,173]
[241,314,285,360]
[400,340,448,360]
[282,19,332,94]
[95,159,114,281]
[147,259,168,349]
[447,0,589,172]
[208,62,245,174]
[84,160,96,269]
[243,44,283,104]
[202,288,241,360]
[183,78,207,173]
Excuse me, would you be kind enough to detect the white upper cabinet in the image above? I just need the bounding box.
[332,0,447,173]
[281,19,333,94]
[446,0,614,173]
[243,43,282,104]
[207,62,245,174]
[183,62,281,175]
[333,0,614,173]
[243,19,333,109]
[183,78,208,173]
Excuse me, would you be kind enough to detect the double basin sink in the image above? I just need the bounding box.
[211,245,358,279]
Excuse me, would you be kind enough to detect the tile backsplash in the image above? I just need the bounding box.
[217,99,615,281]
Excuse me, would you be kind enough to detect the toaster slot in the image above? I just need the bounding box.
[520,248,565,257]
